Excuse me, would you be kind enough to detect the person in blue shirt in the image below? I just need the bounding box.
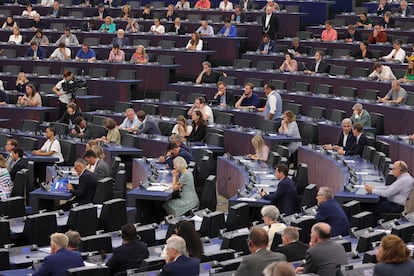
[315,186,350,237]
[217,18,237,37]
[257,34,277,54]
[25,41,45,59]
[235,82,261,109]
[75,42,96,62]
[159,142,195,169]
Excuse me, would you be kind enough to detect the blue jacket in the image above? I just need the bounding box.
[160,255,200,276]
[374,260,414,276]
[263,177,298,215]
[25,46,45,59]
[257,40,277,53]
[345,133,368,156]
[315,199,350,237]
[166,147,195,168]
[218,24,237,37]
[139,118,161,135]
[32,248,84,276]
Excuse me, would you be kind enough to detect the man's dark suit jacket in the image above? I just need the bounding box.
[231,12,246,23]
[139,119,161,135]
[337,132,356,152]
[106,240,149,275]
[71,124,94,139]
[315,199,350,237]
[24,47,45,59]
[164,11,178,21]
[9,158,27,182]
[236,249,286,276]
[57,110,81,125]
[398,7,413,16]
[275,240,309,262]
[168,25,186,35]
[48,8,64,17]
[32,248,84,276]
[257,39,277,53]
[111,37,130,48]
[70,170,97,205]
[165,147,195,168]
[160,255,200,276]
[308,59,329,73]
[93,9,110,18]
[345,133,368,156]
[262,177,298,215]
[304,240,347,276]
[262,13,279,39]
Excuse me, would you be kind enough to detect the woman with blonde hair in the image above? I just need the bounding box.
[186,32,203,51]
[15,72,29,92]
[171,115,193,137]
[278,110,302,167]
[130,45,149,64]
[0,155,13,200]
[99,16,116,33]
[249,135,269,161]
[374,234,414,276]
[8,27,22,44]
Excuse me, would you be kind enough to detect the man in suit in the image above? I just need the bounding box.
[213,81,234,107]
[261,164,298,215]
[239,0,254,10]
[65,230,81,251]
[337,122,368,156]
[137,110,162,135]
[315,187,350,237]
[9,147,27,182]
[398,0,412,17]
[48,0,63,17]
[94,3,110,19]
[231,5,246,24]
[159,142,195,168]
[275,226,308,262]
[304,51,328,74]
[296,223,347,276]
[161,235,200,276]
[25,41,45,60]
[83,150,110,181]
[257,34,277,54]
[235,227,286,276]
[70,116,94,139]
[111,29,129,48]
[106,224,149,275]
[5,138,19,171]
[168,17,186,35]
[323,118,356,154]
[33,233,84,276]
[66,159,98,208]
[262,6,279,40]
[164,4,178,21]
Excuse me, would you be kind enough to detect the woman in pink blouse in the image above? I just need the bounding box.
[108,44,125,62]
[279,53,298,72]
[321,20,338,42]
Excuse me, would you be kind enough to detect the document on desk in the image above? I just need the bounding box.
[238,197,257,202]
[147,183,171,192]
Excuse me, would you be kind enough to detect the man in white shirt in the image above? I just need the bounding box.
[368,62,396,80]
[382,40,406,63]
[118,108,141,133]
[187,96,214,124]
[32,127,64,163]
[49,42,71,61]
[196,20,214,36]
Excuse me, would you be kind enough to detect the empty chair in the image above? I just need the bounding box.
[99,198,127,232]
[158,40,176,49]
[286,5,300,12]
[67,266,110,276]
[375,140,389,156]
[50,122,69,136]
[121,133,138,148]
[300,122,318,145]
[20,137,38,151]
[276,145,290,158]
[133,39,150,47]
[362,89,379,101]
[256,61,274,71]
[89,68,107,78]
[92,125,107,138]
[3,65,20,75]
[394,69,406,80]
[114,101,132,114]
[297,62,307,72]
[332,18,347,27]
[93,178,114,204]
[354,7,368,14]
[237,27,247,37]
[296,31,312,40]
[329,65,347,76]
[314,84,332,95]
[220,76,237,85]
[257,118,280,133]
[339,87,357,99]
[50,23,66,31]
[157,55,175,65]
[283,102,302,115]
[60,0,72,5]
[142,103,159,115]
[150,0,164,7]
[276,44,288,53]
[187,14,202,22]
[406,93,414,106]
[160,91,179,102]
[203,133,224,147]
[68,10,84,18]
[292,82,310,92]
[60,140,77,166]
[215,112,234,125]
[295,164,309,195]
[269,79,287,90]
[23,213,57,246]
[113,170,127,199]
[0,134,11,149]
[233,59,251,69]
[91,115,107,126]
[158,121,174,136]
[207,14,222,23]
[310,47,327,56]
[83,37,100,46]
[0,49,16,58]
[169,107,187,118]
[371,112,384,135]
[245,78,263,87]
[39,83,55,94]
[352,67,369,78]
[32,66,51,76]
[267,151,281,168]
[396,36,409,44]
[21,119,40,132]
[332,49,351,58]
[10,169,26,198]
[306,106,325,119]
[329,109,346,124]
[117,70,136,80]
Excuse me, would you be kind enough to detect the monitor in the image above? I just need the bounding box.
[226,203,250,231]
[220,227,250,255]
[136,223,157,247]
[391,222,414,243]
[23,213,58,247]
[50,177,69,192]
[80,233,113,254]
[198,211,226,238]
[66,204,97,237]
[99,198,126,232]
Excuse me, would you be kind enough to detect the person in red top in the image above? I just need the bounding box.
[321,20,337,42]
[194,0,211,9]
[368,24,387,44]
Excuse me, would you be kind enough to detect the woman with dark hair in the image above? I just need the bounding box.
[186,32,203,51]
[279,52,298,72]
[186,110,207,142]
[102,118,121,145]
[352,41,374,59]
[17,83,42,107]
[175,220,204,258]
[374,234,414,276]
[57,102,81,125]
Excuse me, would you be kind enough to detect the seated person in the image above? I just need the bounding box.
[163,157,199,217]
[377,0,390,16]
[55,27,79,46]
[49,42,71,61]
[344,25,362,43]
[96,118,121,144]
[99,16,116,33]
[118,108,140,133]
[321,20,337,42]
[169,17,186,35]
[315,187,350,237]
[219,0,233,11]
[231,5,246,24]
[25,41,45,60]
[17,83,42,107]
[257,34,276,54]
[149,18,165,34]
[365,161,414,216]
[260,205,286,250]
[119,4,133,20]
[136,110,161,135]
[213,81,234,107]
[175,0,190,9]
[279,52,298,72]
[194,0,211,10]
[22,4,37,17]
[355,12,373,29]
[125,18,139,33]
[397,0,412,17]
[31,13,45,30]
[75,42,96,62]
[323,118,356,153]
[57,102,80,125]
[171,115,193,138]
[70,116,94,139]
[186,110,207,142]
[368,62,396,81]
[141,5,153,19]
[350,103,371,127]
[235,82,260,109]
[9,147,27,182]
[130,45,149,64]
[399,57,414,83]
[304,51,328,74]
[378,80,407,104]
[32,127,64,163]
[108,44,125,62]
[83,149,110,181]
[288,37,307,56]
[0,155,13,200]
[195,61,226,84]
[187,96,214,124]
[195,20,214,36]
[159,142,195,168]
[185,32,203,51]
[111,29,129,48]
[278,111,302,165]
[382,40,406,63]
[380,11,395,29]
[48,0,62,17]
[15,72,29,93]
[274,227,309,262]
[217,18,237,37]
[30,29,49,46]
[248,135,269,161]
[352,41,374,59]
[337,122,368,156]
[164,4,177,21]
[8,27,22,44]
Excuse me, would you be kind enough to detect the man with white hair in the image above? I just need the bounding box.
[323,118,356,154]
[33,233,84,275]
[350,103,371,127]
[160,235,200,276]
[118,108,141,133]
[111,29,129,48]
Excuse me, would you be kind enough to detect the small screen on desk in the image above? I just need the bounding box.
[51,178,69,192]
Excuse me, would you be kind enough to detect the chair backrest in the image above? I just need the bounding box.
[67,204,98,237]
[233,59,251,69]
[269,79,287,90]
[329,109,346,124]
[245,78,263,88]
[339,86,357,99]
[158,40,176,49]
[117,70,136,80]
[394,69,407,80]
[23,213,57,246]
[21,119,40,132]
[32,66,50,77]
[220,76,237,85]
[160,91,179,102]
[292,82,310,92]
[207,14,222,23]
[215,112,234,126]
[332,18,347,27]
[203,133,224,147]
[89,68,107,78]
[83,37,100,46]
[371,112,384,135]
[294,163,309,195]
[0,134,11,149]
[50,22,66,31]
[0,49,16,58]
[256,61,274,71]
[3,65,20,75]
[0,196,25,219]
[362,89,379,101]
[150,0,164,8]
[169,107,187,118]
[329,65,347,76]
[128,0,141,8]
[354,7,368,14]
[67,266,110,276]
[91,115,107,126]
[199,175,217,211]
[20,137,38,151]
[60,140,77,166]
[283,102,302,115]
[188,13,202,22]
[157,55,175,65]
[113,170,127,199]
[406,93,414,106]
[187,93,206,104]
[310,47,327,56]
[114,101,133,113]
[69,10,84,18]
[296,31,312,40]
[99,198,127,232]
[142,103,159,115]
[332,49,351,59]
[111,157,121,179]
[50,122,69,136]
[121,133,139,148]
[314,84,332,95]
[93,177,114,204]
[133,39,150,47]
[158,121,174,136]
[300,122,318,145]
[352,67,369,78]
[276,145,290,158]
[267,151,281,168]
[92,125,107,139]
[257,118,280,133]
[10,169,27,198]
[306,106,326,119]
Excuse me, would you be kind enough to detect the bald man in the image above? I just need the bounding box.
[296,223,347,276]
